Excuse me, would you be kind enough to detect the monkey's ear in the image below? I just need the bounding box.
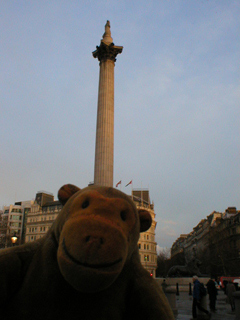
[138,209,152,232]
[58,184,81,205]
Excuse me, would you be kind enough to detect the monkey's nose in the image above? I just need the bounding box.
[85,235,104,246]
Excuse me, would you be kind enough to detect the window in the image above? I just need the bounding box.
[11,208,22,213]
[10,215,22,220]
[10,222,20,227]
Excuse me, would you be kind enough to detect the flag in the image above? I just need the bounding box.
[125,180,132,187]
[116,180,121,187]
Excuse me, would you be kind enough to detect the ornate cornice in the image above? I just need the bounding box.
[92,42,123,63]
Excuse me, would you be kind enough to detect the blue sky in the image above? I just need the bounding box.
[1,1,239,249]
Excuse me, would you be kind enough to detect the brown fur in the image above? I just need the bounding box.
[0,184,174,319]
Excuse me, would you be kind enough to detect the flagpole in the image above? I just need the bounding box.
[131,180,133,200]
[115,180,122,189]
[125,180,133,198]
[148,183,150,208]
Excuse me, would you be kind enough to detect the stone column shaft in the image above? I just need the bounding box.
[92,21,123,187]
[94,59,114,186]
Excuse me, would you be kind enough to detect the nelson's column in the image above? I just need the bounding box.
[92,21,123,187]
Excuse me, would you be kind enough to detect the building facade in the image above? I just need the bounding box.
[0,209,6,248]
[171,207,240,276]
[0,200,34,248]
[25,191,62,243]
[132,189,158,277]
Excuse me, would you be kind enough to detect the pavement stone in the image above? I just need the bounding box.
[175,290,236,320]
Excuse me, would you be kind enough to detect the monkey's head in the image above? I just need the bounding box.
[52,184,152,293]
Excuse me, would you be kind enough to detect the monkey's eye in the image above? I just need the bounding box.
[120,210,127,221]
[82,200,89,209]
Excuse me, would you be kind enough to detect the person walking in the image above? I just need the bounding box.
[191,275,211,320]
[226,281,236,311]
[206,279,218,312]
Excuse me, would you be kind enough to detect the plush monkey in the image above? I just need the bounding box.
[0,184,174,319]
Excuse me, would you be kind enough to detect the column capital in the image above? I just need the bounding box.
[93,42,123,62]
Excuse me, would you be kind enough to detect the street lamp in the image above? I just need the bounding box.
[144,255,148,273]
[11,232,18,246]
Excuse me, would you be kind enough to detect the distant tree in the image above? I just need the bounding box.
[156,248,170,277]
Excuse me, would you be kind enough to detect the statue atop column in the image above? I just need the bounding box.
[102,20,113,44]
